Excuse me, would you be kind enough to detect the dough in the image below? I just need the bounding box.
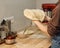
[32,9,45,22]
[24,9,45,22]
[24,30,34,34]
[24,9,35,20]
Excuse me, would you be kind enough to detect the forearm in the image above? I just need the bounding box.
[33,21,50,37]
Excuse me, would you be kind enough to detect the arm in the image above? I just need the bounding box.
[32,20,51,38]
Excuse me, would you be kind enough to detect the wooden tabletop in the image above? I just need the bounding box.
[0,26,51,48]
[0,37,51,48]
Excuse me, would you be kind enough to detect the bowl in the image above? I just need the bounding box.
[5,39,15,45]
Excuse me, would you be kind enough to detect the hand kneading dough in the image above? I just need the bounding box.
[24,9,45,22]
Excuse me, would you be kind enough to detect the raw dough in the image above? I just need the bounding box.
[24,9,45,22]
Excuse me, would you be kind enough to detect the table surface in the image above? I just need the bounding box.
[0,26,51,48]
[0,36,51,48]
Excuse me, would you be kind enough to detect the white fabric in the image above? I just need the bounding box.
[24,9,46,22]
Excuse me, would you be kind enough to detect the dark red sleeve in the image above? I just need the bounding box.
[47,3,60,36]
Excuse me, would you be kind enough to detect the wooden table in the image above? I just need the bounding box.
[0,37,51,48]
[0,26,51,48]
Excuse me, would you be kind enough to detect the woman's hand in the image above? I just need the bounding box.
[44,16,51,22]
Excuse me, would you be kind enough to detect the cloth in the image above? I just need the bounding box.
[48,3,60,36]
[51,34,60,48]
[24,9,45,22]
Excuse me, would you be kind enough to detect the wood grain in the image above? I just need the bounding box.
[0,37,51,48]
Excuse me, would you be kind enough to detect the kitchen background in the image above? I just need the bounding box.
[0,0,58,32]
